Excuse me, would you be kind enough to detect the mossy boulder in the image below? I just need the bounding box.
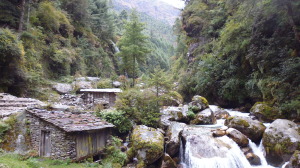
[225,116,266,143]
[288,150,300,168]
[129,125,164,166]
[188,95,209,113]
[262,119,300,167]
[190,108,216,125]
[166,122,186,157]
[250,102,280,122]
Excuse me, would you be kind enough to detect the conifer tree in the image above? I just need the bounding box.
[117,11,149,86]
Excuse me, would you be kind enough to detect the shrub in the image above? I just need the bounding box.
[115,88,161,128]
[97,110,132,134]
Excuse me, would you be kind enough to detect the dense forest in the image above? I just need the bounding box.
[174,0,300,120]
[0,0,175,97]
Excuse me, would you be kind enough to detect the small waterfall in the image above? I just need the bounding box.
[179,125,253,168]
[111,40,120,53]
[248,140,270,167]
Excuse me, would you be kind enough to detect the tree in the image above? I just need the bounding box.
[89,0,115,41]
[117,11,149,86]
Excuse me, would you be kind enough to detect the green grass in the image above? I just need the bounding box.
[0,153,95,168]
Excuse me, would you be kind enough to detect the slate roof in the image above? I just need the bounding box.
[26,109,114,132]
[80,88,122,93]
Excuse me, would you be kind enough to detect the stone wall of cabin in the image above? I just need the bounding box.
[26,112,77,160]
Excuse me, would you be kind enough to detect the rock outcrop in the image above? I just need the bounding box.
[262,119,300,166]
[225,116,266,143]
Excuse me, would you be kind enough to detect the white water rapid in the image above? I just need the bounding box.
[178,105,288,168]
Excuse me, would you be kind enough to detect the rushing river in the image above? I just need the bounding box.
[178,105,289,168]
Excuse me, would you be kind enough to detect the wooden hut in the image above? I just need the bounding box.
[80,88,122,107]
[26,109,114,160]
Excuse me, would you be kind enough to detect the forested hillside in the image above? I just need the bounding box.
[0,0,177,97]
[174,0,300,119]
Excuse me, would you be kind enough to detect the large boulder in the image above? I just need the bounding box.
[262,119,300,166]
[288,150,300,168]
[128,125,164,166]
[190,108,216,125]
[161,106,188,123]
[225,116,266,143]
[188,95,209,113]
[226,128,249,147]
[53,83,73,94]
[73,81,93,90]
[166,122,186,157]
[250,102,280,122]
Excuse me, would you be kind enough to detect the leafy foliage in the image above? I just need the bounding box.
[176,0,300,119]
[97,109,132,133]
[115,88,161,128]
[0,29,26,95]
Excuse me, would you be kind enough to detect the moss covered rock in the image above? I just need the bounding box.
[288,150,300,168]
[188,95,209,113]
[129,125,164,166]
[225,116,266,143]
[262,119,300,167]
[250,102,280,122]
[190,108,216,125]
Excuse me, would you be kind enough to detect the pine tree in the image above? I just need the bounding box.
[117,11,149,86]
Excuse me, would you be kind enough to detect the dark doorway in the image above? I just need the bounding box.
[40,130,51,157]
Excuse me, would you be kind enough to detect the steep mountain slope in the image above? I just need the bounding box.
[112,0,181,25]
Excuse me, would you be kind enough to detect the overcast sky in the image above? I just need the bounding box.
[160,0,185,9]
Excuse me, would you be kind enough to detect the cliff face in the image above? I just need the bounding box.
[112,0,181,25]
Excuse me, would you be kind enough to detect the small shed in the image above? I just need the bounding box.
[80,88,122,107]
[26,109,114,160]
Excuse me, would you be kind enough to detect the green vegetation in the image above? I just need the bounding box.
[97,110,132,133]
[117,11,149,86]
[99,136,126,168]
[175,0,300,120]
[0,153,87,168]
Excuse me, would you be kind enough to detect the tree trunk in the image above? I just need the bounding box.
[18,0,26,34]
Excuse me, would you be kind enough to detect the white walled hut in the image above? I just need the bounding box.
[80,88,122,107]
[26,109,114,160]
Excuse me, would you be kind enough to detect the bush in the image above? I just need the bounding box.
[97,110,132,134]
[187,110,196,120]
[115,88,161,128]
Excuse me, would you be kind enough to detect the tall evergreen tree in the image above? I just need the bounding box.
[117,11,149,86]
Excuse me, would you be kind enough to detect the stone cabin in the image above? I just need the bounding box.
[26,109,114,160]
[80,88,122,107]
